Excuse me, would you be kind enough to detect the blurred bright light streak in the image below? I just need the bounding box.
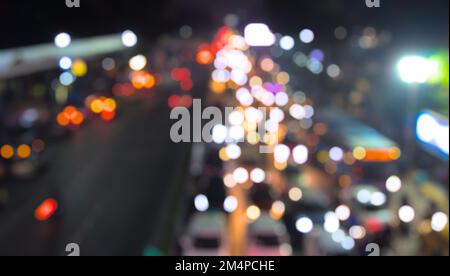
[299,29,314,44]
[386,175,402,193]
[280,36,295,50]
[431,212,449,232]
[250,168,266,184]
[247,205,261,221]
[296,217,313,234]
[194,194,209,212]
[398,56,439,84]
[59,57,72,70]
[224,196,238,213]
[129,55,147,71]
[293,145,308,165]
[55,33,71,48]
[35,199,58,221]
[398,205,415,223]
[121,30,138,47]
[416,111,449,156]
[244,23,276,47]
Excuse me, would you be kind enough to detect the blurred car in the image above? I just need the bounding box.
[247,212,292,256]
[4,106,51,138]
[288,186,330,221]
[10,159,42,180]
[180,211,229,256]
[284,185,330,249]
[4,103,70,144]
[7,141,47,181]
[347,184,392,234]
[419,181,450,246]
[1,106,50,181]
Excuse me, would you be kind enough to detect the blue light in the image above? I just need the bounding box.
[416,111,449,158]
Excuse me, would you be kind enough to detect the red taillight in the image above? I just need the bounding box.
[35,199,58,221]
[101,110,116,121]
[365,218,384,233]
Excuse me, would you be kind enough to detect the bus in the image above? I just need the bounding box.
[315,107,401,183]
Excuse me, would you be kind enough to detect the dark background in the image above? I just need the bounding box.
[0,0,448,257]
[0,0,448,49]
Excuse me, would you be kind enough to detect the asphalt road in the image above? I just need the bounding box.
[0,93,191,256]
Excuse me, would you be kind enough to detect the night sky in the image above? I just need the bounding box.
[0,0,448,49]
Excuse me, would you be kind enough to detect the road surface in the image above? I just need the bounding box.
[0,93,191,256]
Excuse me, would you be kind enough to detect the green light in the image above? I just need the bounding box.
[142,246,164,257]
[397,52,449,86]
[427,51,449,87]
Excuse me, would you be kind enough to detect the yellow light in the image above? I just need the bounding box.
[90,99,104,114]
[210,81,226,94]
[129,55,147,71]
[388,147,402,160]
[276,72,290,85]
[1,145,14,159]
[317,150,329,164]
[418,220,433,235]
[247,205,261,221]
[71,59,88,77]
[219,147,230,161]
[270,201,286,220]
[288,187,303,202]
[278,124,288,141]
[353,147,367,160]
[247,132,260,145]
[245,121,258,132]
[274,161,287,171]
[103,98,117,112]
[17,144,31,159]
[264,132,278,146]
[131,71,155,89]
[249,76,263,87]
